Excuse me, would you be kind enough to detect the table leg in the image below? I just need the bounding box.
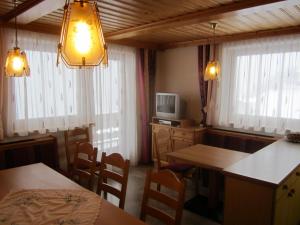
[194,167,200,195]
[208,170,219,209]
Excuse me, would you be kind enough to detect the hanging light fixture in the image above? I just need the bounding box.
[204,23,220,81]
[57,0,108,68]
[4,0,30,77]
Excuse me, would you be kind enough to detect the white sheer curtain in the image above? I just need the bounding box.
[3,29,95,135]
[92,46,138,165]
[2,29,138,164]
[209,35,300,134]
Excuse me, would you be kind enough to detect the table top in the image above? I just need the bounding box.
[0,163,146,225]
[167,144,250,171]
[224,139,300,186]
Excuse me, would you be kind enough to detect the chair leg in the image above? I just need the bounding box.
[88,176,94,191]
[68,165,73,179]
[157,183,161,192]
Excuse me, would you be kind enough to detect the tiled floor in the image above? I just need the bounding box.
[104,165,220,225]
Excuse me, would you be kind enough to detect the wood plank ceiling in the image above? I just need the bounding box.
[0,0,300,49]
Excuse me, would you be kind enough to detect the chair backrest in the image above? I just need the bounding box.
[97,152,130,209]
[154,128,171,170]
[73,142,97,189]
[140,169,186,225]
[64,127,90,172]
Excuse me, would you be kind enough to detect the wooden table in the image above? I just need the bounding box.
[0,163,146,225]
[167,144,250,208]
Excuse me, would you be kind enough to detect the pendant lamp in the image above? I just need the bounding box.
[204,23,220,81]
[4,0,30,77]
[57,0,108,68]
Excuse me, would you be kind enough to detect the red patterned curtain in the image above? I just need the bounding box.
[137,49,156,164]
[0,28,6,140]
[198,45,210,126]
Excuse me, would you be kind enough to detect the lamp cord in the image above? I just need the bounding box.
[211,23,217,61]
[14,0,18,48]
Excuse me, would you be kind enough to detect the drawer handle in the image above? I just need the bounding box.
[288,189,295,197]
[282,185,288,190]
[296,172,300,176]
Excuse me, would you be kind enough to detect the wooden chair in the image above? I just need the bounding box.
[154,129,193,177]
[140,169,186,225]
[97,152,130,209]
[64,127,90,174]
[72,142,97,190]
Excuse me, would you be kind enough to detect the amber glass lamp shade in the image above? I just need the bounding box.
[204,60,220,81]
[57,1,107,68]
[5,47,30,77]
[101,45,108,67]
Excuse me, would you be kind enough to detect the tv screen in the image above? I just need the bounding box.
[156,95,176,114]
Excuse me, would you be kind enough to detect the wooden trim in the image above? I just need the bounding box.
[105,0,288,40]
[14,0,65,25]
[107,39,159,49]
[0,0,45,22]
[223,172,279,188]
[1,22,159,49]
[161,25,300,49]
[2,22,60,35]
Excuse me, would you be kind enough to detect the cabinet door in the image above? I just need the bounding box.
[288,171,300,225]
[275,170,300,225]
[171,137,193,151]
[294,172,300,224]
[274,194,289,225]
[152,125,171,162]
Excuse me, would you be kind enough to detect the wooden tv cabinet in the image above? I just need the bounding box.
[150,119,206,164]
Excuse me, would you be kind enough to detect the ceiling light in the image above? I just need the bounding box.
[57,0,108,68]
[4,0,30,77]
[204,23,220,81]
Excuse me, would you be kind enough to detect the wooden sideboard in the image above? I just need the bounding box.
[0,135,58,170]
[150,122,206,164]
[223,140,300,225]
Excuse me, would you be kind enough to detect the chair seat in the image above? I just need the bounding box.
[162,163,193,173]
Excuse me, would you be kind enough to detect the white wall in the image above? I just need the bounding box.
[156,46,202,123]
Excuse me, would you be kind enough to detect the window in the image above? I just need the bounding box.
[91,49,137,161]
[211,35,300,134]
[5,29,138,164]
[92,60,120,151]
[235,53,300,119]
[14,50,78,120]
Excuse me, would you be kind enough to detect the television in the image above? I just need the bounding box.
[156,92,180,119]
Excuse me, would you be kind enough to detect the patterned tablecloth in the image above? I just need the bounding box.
[0,189,102,225]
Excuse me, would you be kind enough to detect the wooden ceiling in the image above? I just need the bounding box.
[1,0,300,49]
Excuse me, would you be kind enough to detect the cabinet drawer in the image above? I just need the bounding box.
[172,137,193,151]
[172,129,194,140]
[276,168,300,201]
[172,136,194,144]
[153,125,170,133]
